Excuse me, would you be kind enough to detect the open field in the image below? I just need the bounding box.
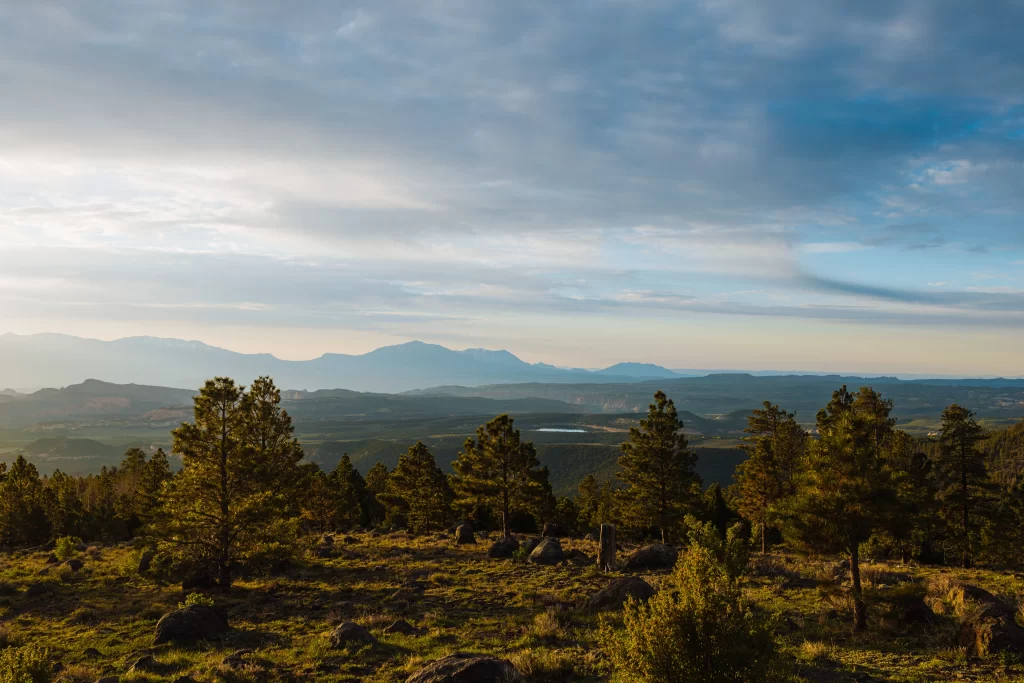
[4,532,1024,682]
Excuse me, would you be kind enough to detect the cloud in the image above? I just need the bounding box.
[1,0,1023,364]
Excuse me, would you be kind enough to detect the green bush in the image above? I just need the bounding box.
[53,536,82,562]
[178,592,215,609]
[0,644,51,683]
[684,515,749,580]
[603,545,785,683]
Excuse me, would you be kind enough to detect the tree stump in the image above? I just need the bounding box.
[598,524,616,571]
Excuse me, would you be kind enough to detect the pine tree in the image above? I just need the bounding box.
[331,454,368,530]
[451,414,547,538]
[159,376,305,590]
[364,462,390,527]
[44,470,85,538]
[783,386,897,631]
[936,404,988,568]
[735,402,807,553]
[617,391,699,543]
[381,442,453,533]
[0,456,50,547]
[301,466,337,533]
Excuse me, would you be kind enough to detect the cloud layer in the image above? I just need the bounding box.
[1,1,1022,372]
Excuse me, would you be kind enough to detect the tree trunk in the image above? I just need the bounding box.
[761,522,767,555]
[219,403,232,591]
[598,524,616,571]
[502,490,511,539]
[850,543,866,631]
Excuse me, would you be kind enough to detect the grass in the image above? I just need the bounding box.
[2,535,1024,682]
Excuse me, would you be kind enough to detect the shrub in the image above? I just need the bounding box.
[0,644,51,683]
[603,545,786,683]
[53,536,82,562]
[684,516,749,580]
[178,592,215,609]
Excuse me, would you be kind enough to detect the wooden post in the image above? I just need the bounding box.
[598,524,616,572]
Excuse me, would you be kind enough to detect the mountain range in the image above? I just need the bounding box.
[0,333,688,393]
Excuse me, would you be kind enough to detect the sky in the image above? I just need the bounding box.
[1,1,1023,376]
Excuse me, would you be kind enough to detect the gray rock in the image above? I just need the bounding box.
[486,537,520,559]
[585,577,655,610]
[384,619,422,636]
[623,544,678,571]
[153,605,230,645]
[137,550,156,573]
[521,538,540,555]
[63,559,84,572]
[957,586,1024,657]
[405,653,521,683]
[455,524,476,545]
[329,621,376,648]
[566,548,592,566]
[527,537,565,566]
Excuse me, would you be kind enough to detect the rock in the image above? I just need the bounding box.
[342,535,360,545]
[566,549,591,566]
[312,545,334,559]
[455,524,476,545]
[957,587,1024,657]
[486,537,520,559]
[541,522,563,538]
[63,559,84,572]
[128,655,159,674]
[180,567,218,591]
[901,599,937,625]
[521,538,540,556]
[329,621,377,648]
[321,535,335,546]
[528,537,565,565]
[405,652,521,683]
[585,577,656,610]
[153,605,230,645]
[137,550,156,573]
[82,648,102,658]
[623,544,678,571]
[384,619,421,636]
[46,553,60,564]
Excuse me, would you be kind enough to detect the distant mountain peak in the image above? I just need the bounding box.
[598,362,678,378]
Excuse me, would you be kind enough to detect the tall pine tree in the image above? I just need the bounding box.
[159,376,304,589]
[451,414,547,537]
[617,391,700,543]
[936,404,988,568]
[381,442,454,533]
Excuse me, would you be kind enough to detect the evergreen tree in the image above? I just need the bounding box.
[301,466,337,533]
[364,462,390,527]
[159,376,305,590]
[451,414,547,538]
[381,442,453,533]
[783,386,897,631]
[936,404,988,568]
[617,391,700,543]
[0,456,50,547]
[44,470,85,538]
[331,454,368,530]
[735,402,807,553]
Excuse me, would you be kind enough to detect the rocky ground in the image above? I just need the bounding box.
[2,530,1024,682]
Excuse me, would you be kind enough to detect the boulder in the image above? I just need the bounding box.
[63,559,84,572]
[384,619,422,636]
[541,522,563,538]
[566,549,591,566]
[486,537,520,559]
[521,538,540,556]
[405,653,521,683]
[957,587,1024,657]
[342,535,360,545]
[528,538,565,566]
[901,598,937,625]
[585,577,655,611]
[137,550,156,573]
[128,655,160,674]
[455,524,476,545]
[153,605,230,645]
[623,544,678,571]
[329,621,376,648]
[25,583,51,598]
[45,553,60,565]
